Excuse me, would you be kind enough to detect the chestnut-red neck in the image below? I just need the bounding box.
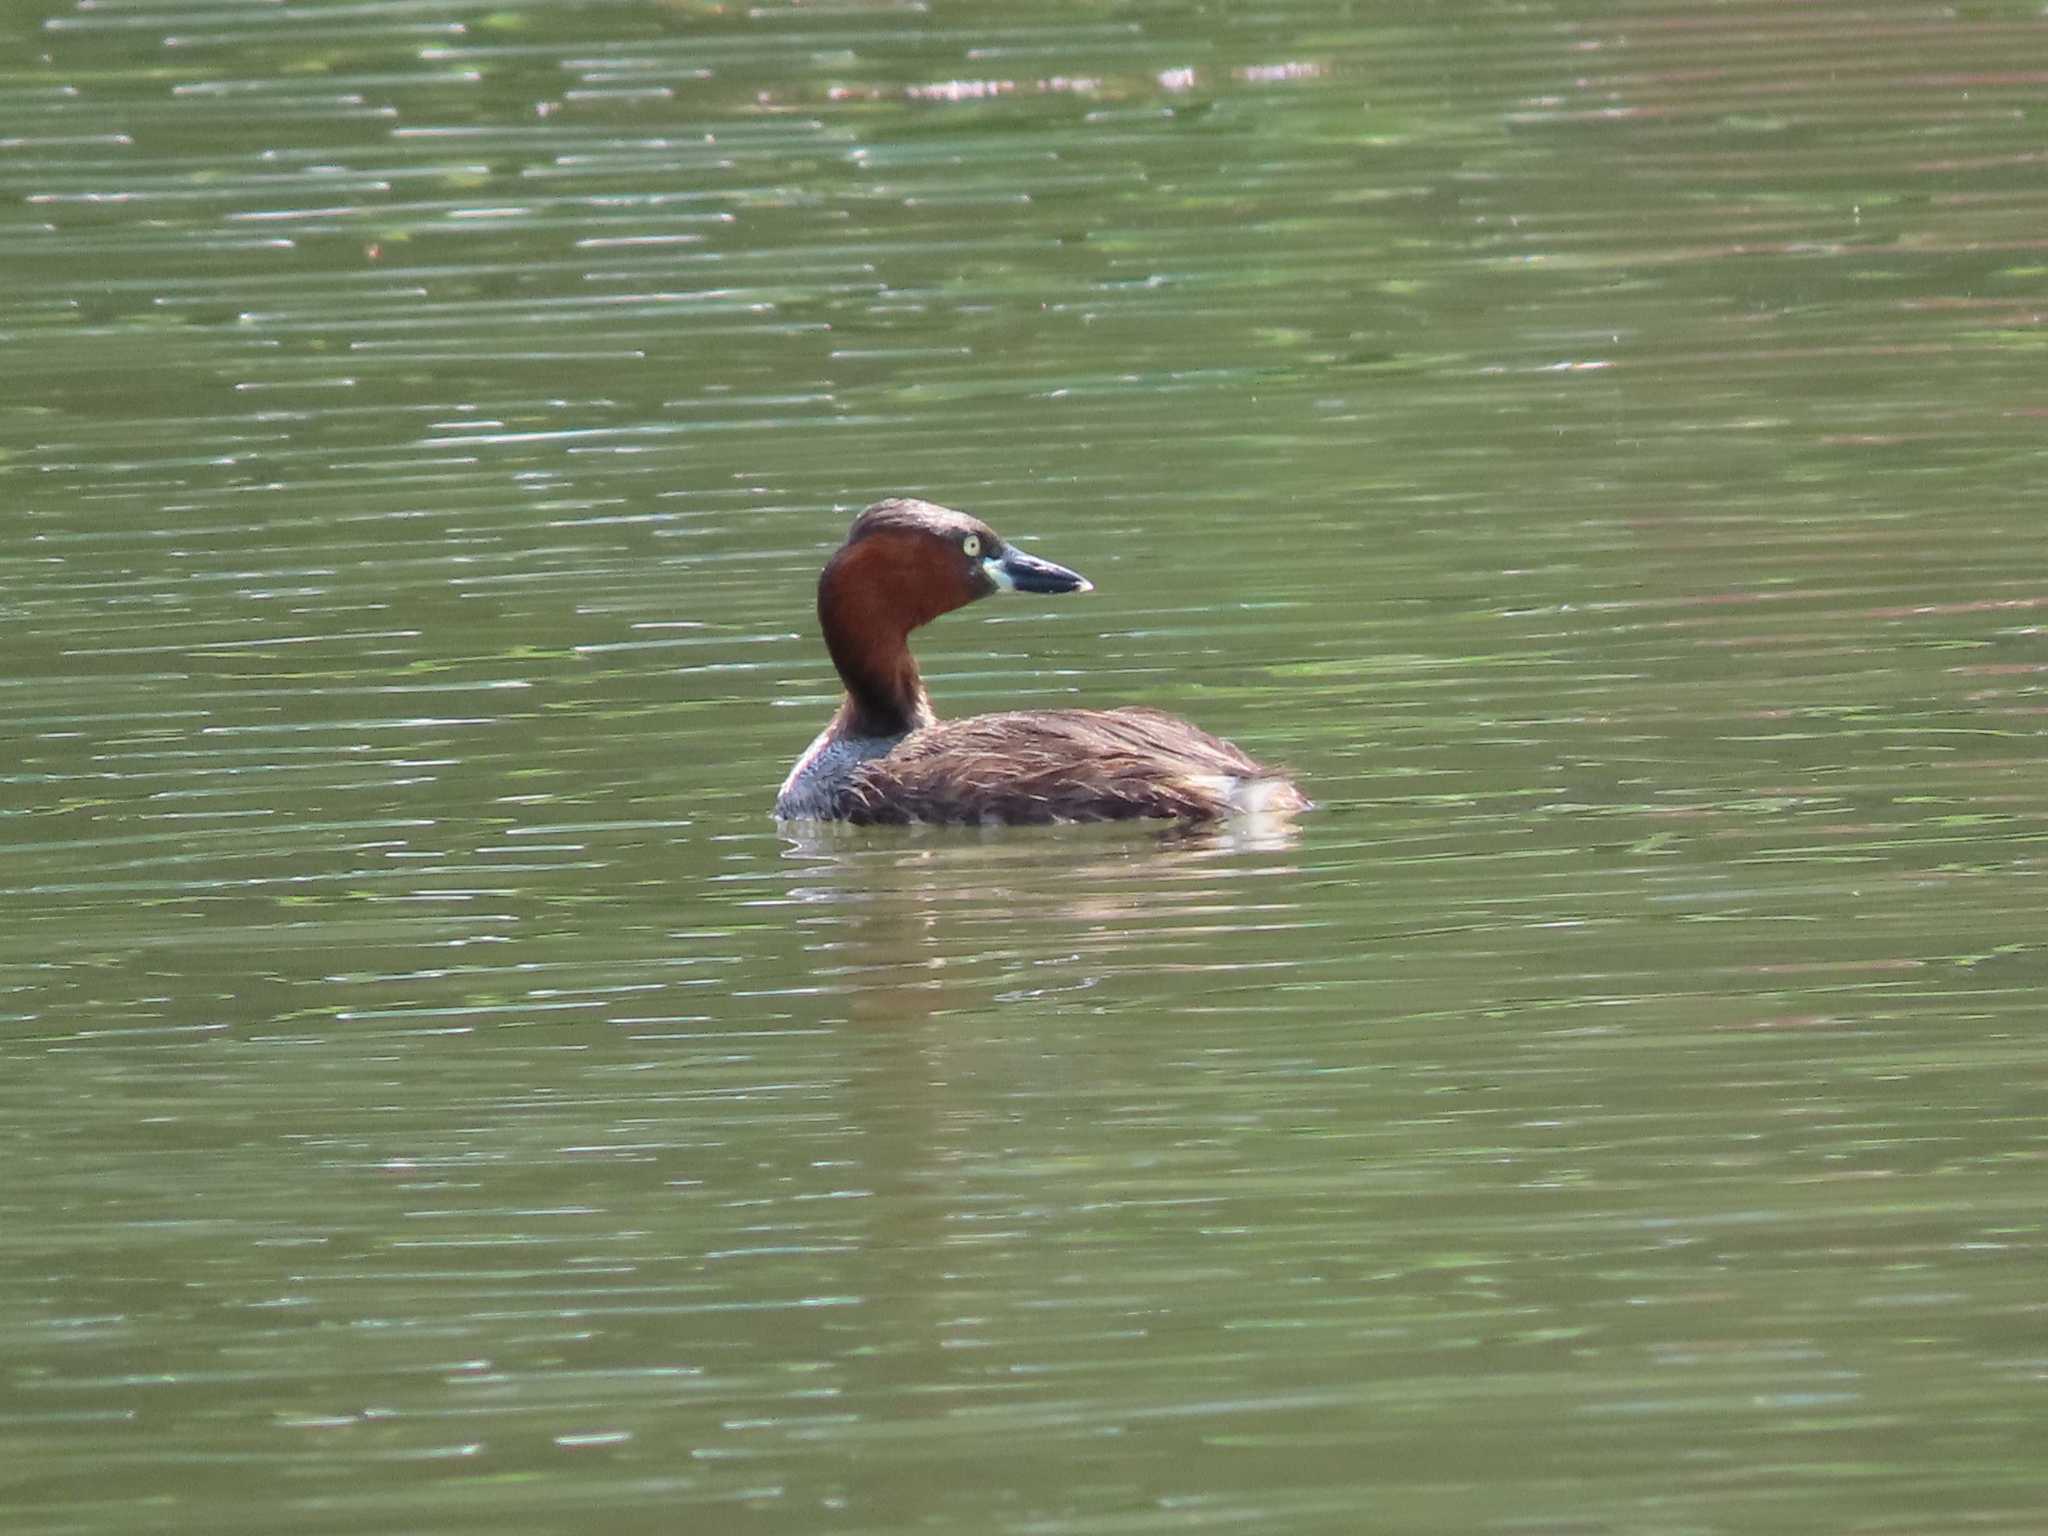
[817,535,965,737]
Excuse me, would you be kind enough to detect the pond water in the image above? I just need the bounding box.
[5,1,2047,1531]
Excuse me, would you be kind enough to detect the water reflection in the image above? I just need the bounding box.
[774,820,1314,1022]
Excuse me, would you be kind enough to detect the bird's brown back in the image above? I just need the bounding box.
[836,706,1307,825]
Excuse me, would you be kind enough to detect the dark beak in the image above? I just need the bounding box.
[994,546,1093,595]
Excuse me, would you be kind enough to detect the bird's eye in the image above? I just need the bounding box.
[961,533,982,558]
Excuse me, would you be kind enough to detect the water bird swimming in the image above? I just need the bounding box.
[774,498,1308,825]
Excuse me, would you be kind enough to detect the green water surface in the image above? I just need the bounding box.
[4,2,2047,1532]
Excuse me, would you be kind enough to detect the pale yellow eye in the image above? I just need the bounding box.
[961,533,982,558]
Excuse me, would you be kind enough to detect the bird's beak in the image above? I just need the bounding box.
[985,546,1093,595]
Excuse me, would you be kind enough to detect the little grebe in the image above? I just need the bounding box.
[774,498,1308,825]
